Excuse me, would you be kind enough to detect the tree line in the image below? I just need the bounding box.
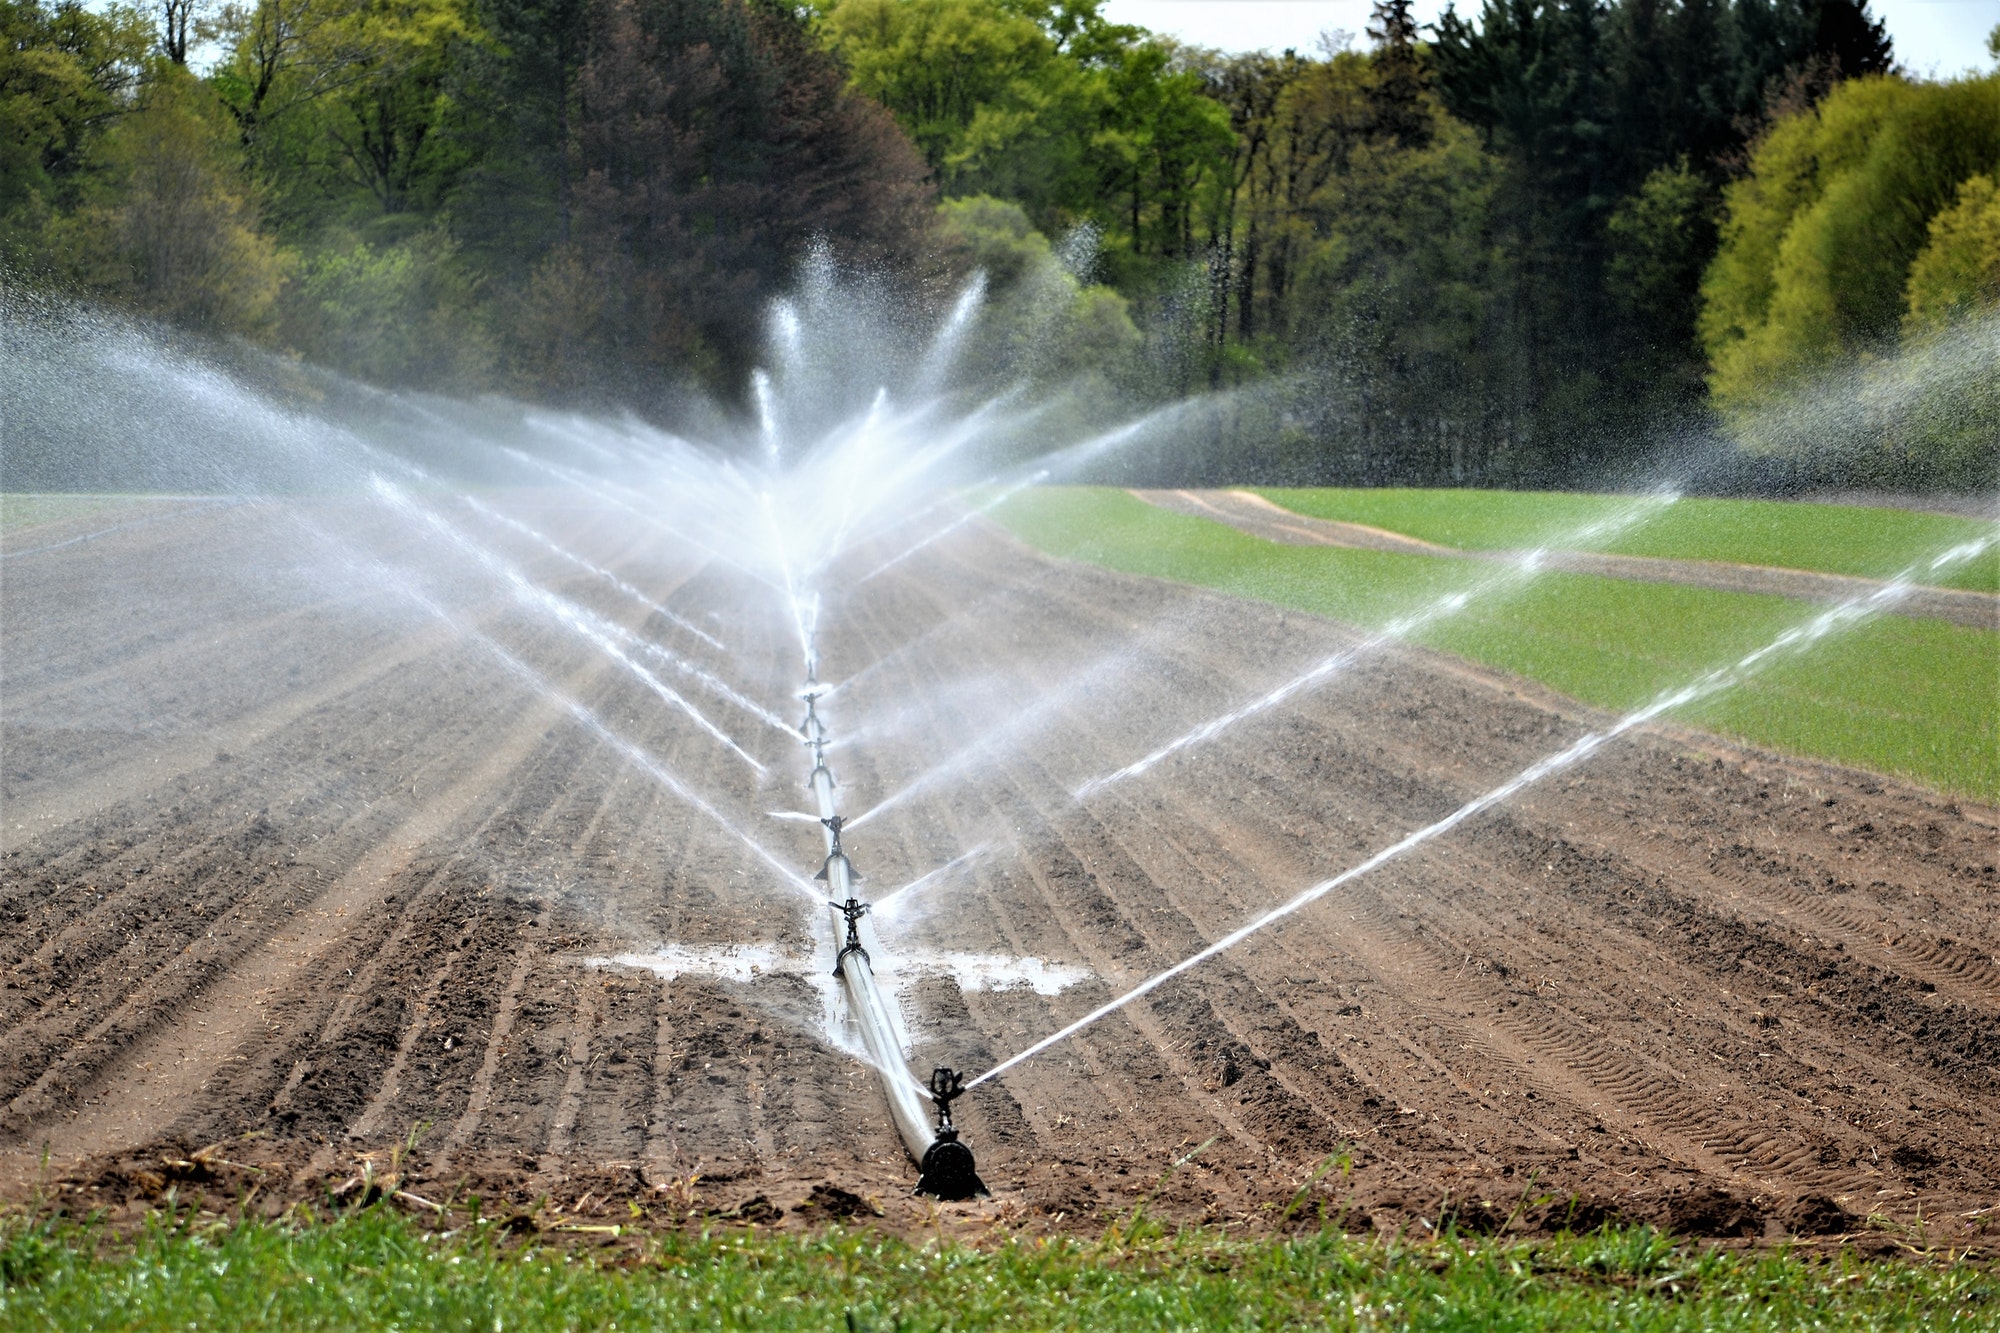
[3,0,1994,486]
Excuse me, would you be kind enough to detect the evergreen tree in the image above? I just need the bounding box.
[1366,0,1430,148]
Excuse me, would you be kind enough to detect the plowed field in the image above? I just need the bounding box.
[4,497,1996,1243]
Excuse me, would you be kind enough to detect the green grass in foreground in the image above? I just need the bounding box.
[995,489,1999,802]
[1254,487,2000,594]
[2,1209,1994,1331]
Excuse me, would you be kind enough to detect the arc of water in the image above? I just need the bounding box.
[462,496,725,650]
[857,470,1052,586]
[753,370,781,464]
[967,532,1996,1091]
[0,497,246,561]
[870,843,995,923]
[288,511,816,900]
[822,397,1185,589]
[800,390,1043,566]
[914,272,988,393]
[371,476,770,773]
[500,446,781,590]
[810,388,889,567]
[844,610,1207,832]
[465,496,789,731]
[762,391,1016,583]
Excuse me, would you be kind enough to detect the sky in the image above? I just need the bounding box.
[1103,0,2000,80]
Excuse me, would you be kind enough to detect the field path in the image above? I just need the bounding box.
[1131,488,1998,629]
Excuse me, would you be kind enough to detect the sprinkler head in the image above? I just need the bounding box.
[915,1067,987,1201]
[828,893,870,973]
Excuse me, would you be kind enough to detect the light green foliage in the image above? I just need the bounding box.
[1697,72,2000,493]
[212,0,481,226]
[0,0,151,251]
[818,0,1067,191]
[282,224,490,386]
[1904,173,2000,333]
[933,195,1140,389]
[1702,73,2000,409]
[936,193,1053,288]
[51,68,292,332]
[1,8,290,333]
[1254,487,2000,592]
[817,0,1230,273]
[2,1209,1995,1330]
[996,488,1999,800]
[1086,36,1233,275]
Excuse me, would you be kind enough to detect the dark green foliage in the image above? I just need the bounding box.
[1366,0,1430,148]
[1607,157,1720,401]
[2,0,1980,490]
[1418,0,1910,471]
[452,0,585,264]
[1,0,932,402]
[512,0,930,398]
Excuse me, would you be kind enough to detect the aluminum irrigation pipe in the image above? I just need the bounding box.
[798,657,988,1199]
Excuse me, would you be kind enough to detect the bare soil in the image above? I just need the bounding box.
[3,498,1997,1247]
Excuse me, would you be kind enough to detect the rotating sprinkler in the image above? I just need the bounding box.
[794,656,988,1200]
[915,1067,987,1200]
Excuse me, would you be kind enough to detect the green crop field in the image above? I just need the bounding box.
[3,1209,1994,1331]
[993,488,1999,802]
[0,494,134,533]
[1254,488,2000,594]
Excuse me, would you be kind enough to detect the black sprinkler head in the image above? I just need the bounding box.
[915,1132,986,1201]
[914,1067,987,1200]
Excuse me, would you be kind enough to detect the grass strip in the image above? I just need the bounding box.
[2,1208,1994,1331]
[1254,487,2000,594]
[0,494,141,533]
[994,488,1999,801]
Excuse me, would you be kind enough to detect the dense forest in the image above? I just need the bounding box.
[3,0,1996,487]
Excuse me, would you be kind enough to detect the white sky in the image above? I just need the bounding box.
[1106,0,2000,81]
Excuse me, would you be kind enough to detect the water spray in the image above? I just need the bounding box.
[1073,489,1682,798]
[369,476,772,772]
[461,496,725,650]
[285,508,819,898]
[969,532,1997,1093]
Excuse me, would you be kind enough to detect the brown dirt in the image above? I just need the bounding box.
[1131,488,1999,630]
[3,497,1997,1248]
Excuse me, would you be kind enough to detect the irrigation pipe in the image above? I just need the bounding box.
[795,639,988,1198]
